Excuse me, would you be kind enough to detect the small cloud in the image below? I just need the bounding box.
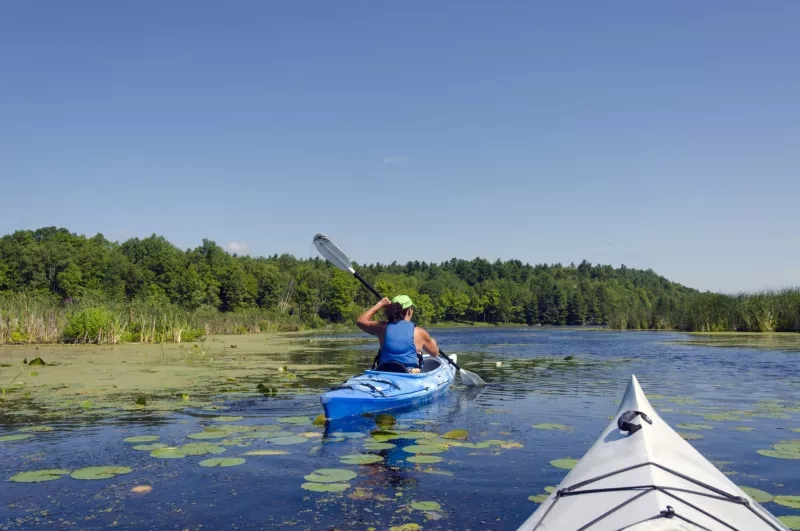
[225,241,250,255]
[381,155,407,165]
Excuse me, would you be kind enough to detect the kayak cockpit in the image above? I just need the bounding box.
[367,354,454,377]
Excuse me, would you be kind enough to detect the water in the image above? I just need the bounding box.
[1,328,799,529]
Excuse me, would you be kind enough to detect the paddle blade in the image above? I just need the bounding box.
[313,233,355,273]
[459,369,486,387]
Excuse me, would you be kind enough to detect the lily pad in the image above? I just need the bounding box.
[702,413,741,422]
[266,435,308,445]
[679,433,705,440]
[545,486,557,493]
[17,426,55,433]
[243,450,289,456]
[181,443,226,456]
[301,482,350,492]
[375,413,396,428]
[211,416,244,422]
[774,495,800,509]
[123,435,160,443]
[756,449,800,459]
[201,405,230,411]
[455,441,491,449]
[550,458,578,470]
[347,488,373,500]
[239,431,293,439]
[730,426,755,432]
[401,430,438,439]
[756,440,800,459]
[528,494,548,503]
[329,431,366,439]
[70,466,132,480]
[779,516,800,530]
[411,501,441,511]
[198,457,245,467]
[442,429,468,440]
[407,455,443,464]
[150,447,187,459]
[9,469,71,483]
[420,468,453,476]
[403,444,447,454]
[28,357,46,366]
[532,423,570,431]
[791,428,800,433]
[187,430,231,440]
[740,486,773,503]
[676,423,713,431]
[312,414,326,426]
[0,434,33,443]
[363,442,396,451]
[304,468,358,483]
[277,416,311,425]
[340,454,383,465]
[132,443,168,451]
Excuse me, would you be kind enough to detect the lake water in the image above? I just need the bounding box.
[1,328,799,529]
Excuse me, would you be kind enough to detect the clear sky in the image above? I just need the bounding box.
[1,2,798,294]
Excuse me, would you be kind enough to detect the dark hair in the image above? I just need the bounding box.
[385,303,412,324]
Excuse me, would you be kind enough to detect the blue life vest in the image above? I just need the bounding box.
[381,320,419,368]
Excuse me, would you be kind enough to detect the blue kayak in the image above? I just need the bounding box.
[320,354,458,420]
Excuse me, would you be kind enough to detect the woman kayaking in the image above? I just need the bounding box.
[356,294,440,373]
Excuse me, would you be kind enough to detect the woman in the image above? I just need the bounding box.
[356,294,440,373]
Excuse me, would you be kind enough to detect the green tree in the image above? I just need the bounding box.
[567,290,587,325]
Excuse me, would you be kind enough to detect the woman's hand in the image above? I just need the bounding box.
[377,297,392,308]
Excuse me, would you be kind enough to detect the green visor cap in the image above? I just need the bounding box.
[392,295,414,309]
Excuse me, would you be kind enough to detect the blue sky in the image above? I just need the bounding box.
[1,2,798,293]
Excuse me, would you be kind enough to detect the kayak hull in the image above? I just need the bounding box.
[518,374,788,531]
[320,354,457,420]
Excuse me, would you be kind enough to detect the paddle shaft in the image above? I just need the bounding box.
[352,272,462,372]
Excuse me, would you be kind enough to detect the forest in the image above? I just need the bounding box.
[0,227,798,344]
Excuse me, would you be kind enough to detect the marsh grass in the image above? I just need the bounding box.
[0,294,304,345]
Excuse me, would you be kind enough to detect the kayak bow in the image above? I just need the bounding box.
[517,374,789,531]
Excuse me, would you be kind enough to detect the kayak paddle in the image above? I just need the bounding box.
[313,232,486,387]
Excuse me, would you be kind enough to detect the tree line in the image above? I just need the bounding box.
[0,227,797,343]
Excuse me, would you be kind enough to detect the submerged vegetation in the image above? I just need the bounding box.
[1,226,799,344]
